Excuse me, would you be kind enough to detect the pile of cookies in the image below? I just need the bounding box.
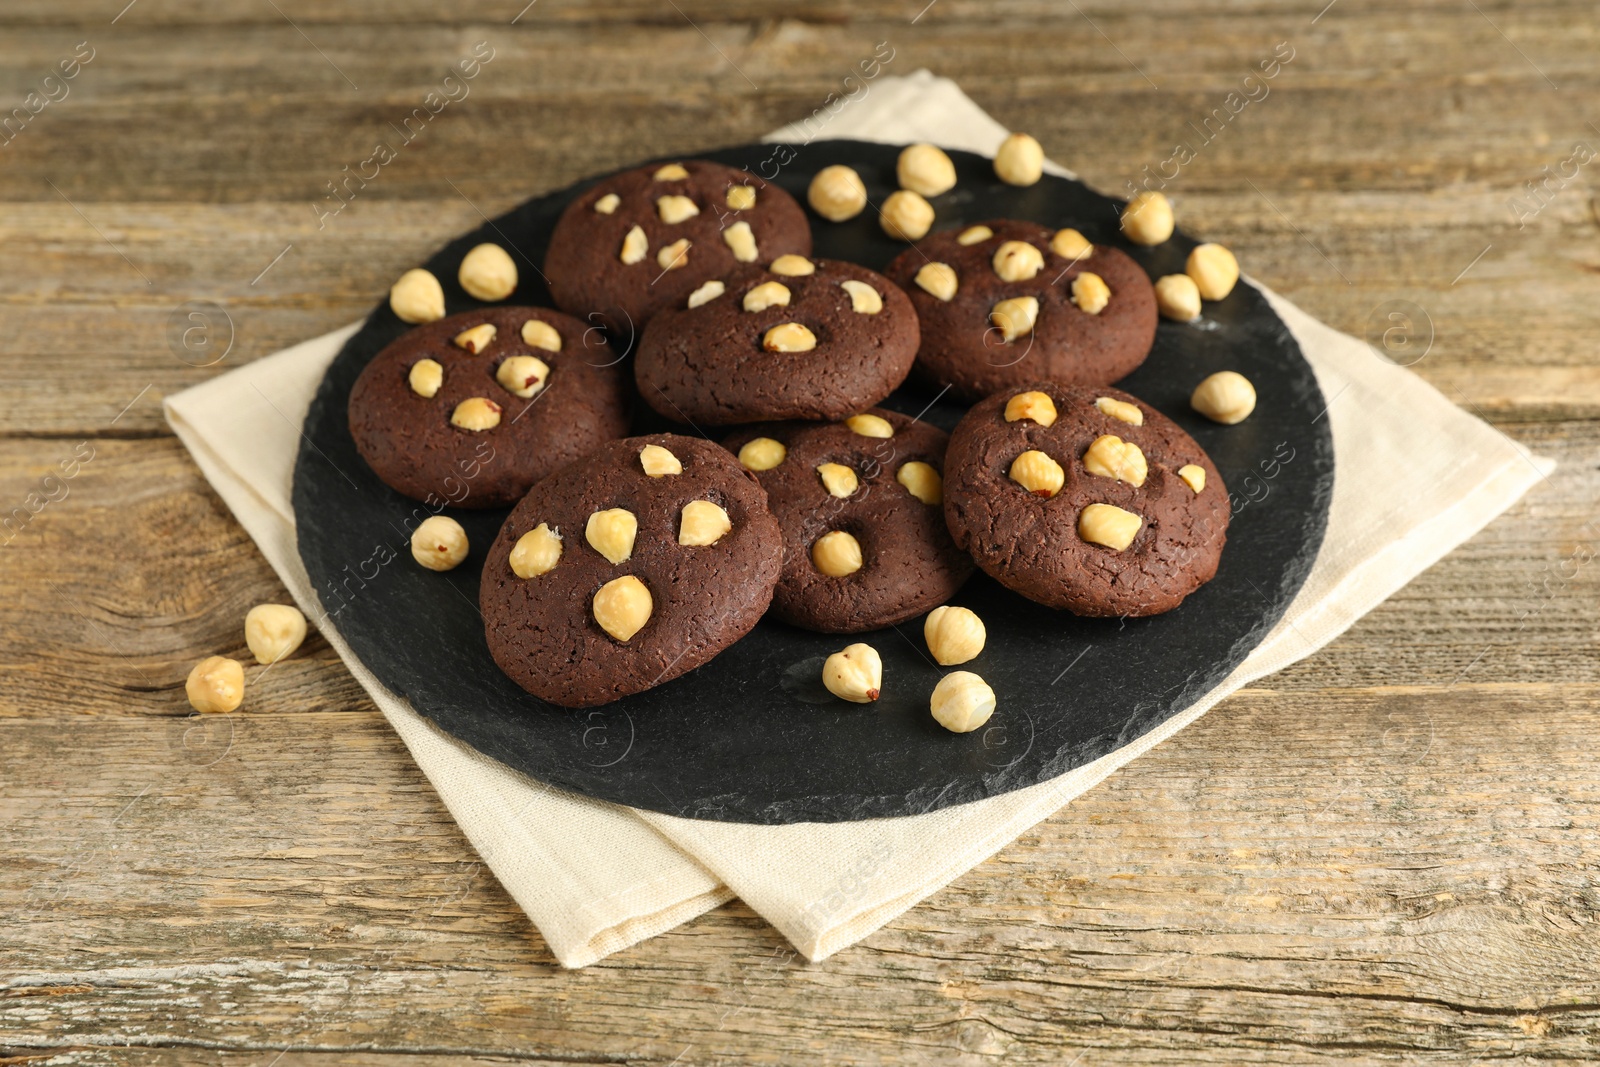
[340,143,1259,726]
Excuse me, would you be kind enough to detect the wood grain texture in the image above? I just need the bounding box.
[2,0,1598,1062]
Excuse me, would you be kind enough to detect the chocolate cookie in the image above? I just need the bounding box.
[348,307,630,509]
[884,219,1158,400]
[635,255,919,426]
[480,434,783,707]
[544,160,812,341]
[943,383,1228,617]
[724,409,973,633]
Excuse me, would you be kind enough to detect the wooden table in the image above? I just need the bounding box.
[4,1,1597,1062]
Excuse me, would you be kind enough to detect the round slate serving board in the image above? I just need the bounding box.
[293,140,1334,824]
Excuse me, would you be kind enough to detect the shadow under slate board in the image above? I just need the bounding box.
[293,140,1334,825]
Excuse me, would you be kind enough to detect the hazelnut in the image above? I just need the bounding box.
[879,190,935,241]
[657,194,699,224]
[495,355,550,399]
[839,279,883,314]
[653,163,689,181]
[186,655,245,714]
[1190,371,1256,424]
[1094,396,1144,425]
[639,443,682,477]
[992,240,1045,282]
[657,238,691,271]
[812,530,863,577]
[585,508,638,565]
[679,500,732,546]
[687,279,726,308]
[1004,390,1057,427]
[738,436,786,471]
[620,225,648,265]
[1009,449,1064,498]
[389,268,445,324]
[822,643,882,704]
[957,225,994,246]
[1078,503,1142,551]
[1081,434,1148,487]
[1187,242,1240,300]
[763,322,816,352]
[816,462,859,499]
[924,605,986,666]
[593,575,652,643]
[896,143,957,197]
[408,358,443,398]
[845,413,894,438]
[770,254,815,277]
[1071,272,1111,315]
[1178,464,1207,493]
[994,132,1044,186]
[723,220,759,262]
[914,262,959,302]
[594,193,621,214]
[458,243,517,301]
[930,670,996,733]
[807,165,868,222]
[896,461,942,505]
[411,515,469,571]
[1049,228,1093,262]
[990,295,1039,341]
[453,323,496,353]
[244,603,307,665]
[743,280,792,313]
[1121,191,1174,246]
[1155,273,1202,322]
[450,397,502,431]
[521,319,562,352]
[726,184,757,210]
[509,522,562,578]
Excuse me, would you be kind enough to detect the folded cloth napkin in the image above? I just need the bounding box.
[165,71,1553,967]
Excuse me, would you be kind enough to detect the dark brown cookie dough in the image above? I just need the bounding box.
[883,219,1157,400]
[635,256,919,426]
[544,159,812,341]
[724,409,973,633]
[480,434,783,707]
[943,383,1228,617]
[348,307,629,509]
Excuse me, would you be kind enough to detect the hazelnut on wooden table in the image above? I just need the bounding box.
[412,515,469,571]
[408,358,443,398]
[1191,371,1257,424]
[993,132,1044,186]
[593,575,652,642]
[896,461,942,504]
[509,523,562,578]
[585,508,638,565]
[823,643,882,703]
[897,143,957,197]
[1155,273,1202,322]
[812,530,863,577]
[924,606,985,666]
[879,190,935,241]
[458,242,518,301]
[738,437,787,471]
[244,604,307,665]
[930,670,996,732]
[678,500,732,546]
[389,268,445,324]
[1120,191,1174,246]
[186,656,245,714]
[807,164,868,222]
[1187,243,1240,300]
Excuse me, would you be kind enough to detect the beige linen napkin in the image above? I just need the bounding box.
[165,72,1553,967]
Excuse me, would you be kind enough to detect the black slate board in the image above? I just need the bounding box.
[292,141,1334,824]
